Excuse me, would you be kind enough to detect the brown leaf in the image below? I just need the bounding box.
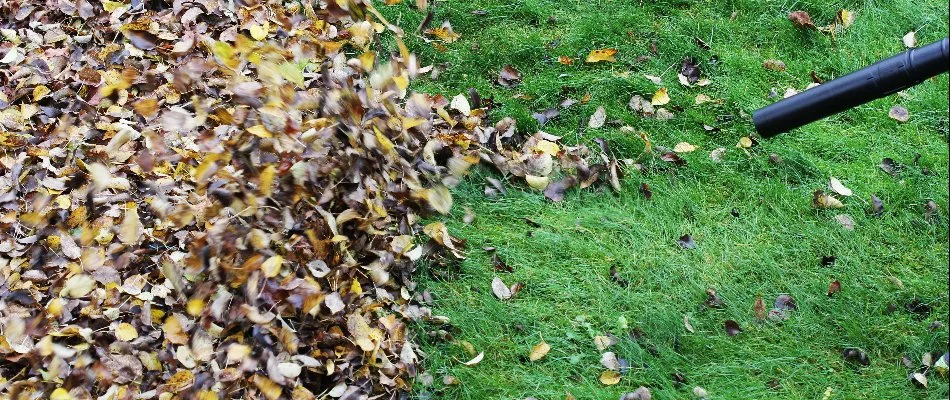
[842,348,870,365]
[498,65,522,87]
[827,280,841,297]
[677,234,696,249]
[724,320,742,336]
[753,295,766,321]
[869,194,884,217]
[588,106,606,129]
[788,11,816,29]
[544,176,577,202]
[125,30,159,50]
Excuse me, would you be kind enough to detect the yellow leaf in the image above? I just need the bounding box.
[737,136,753,148]
[165,370,195,393]
[358,51,376,71]
[534,140,560,156]
[253,375,282,400]
[586,48,617,63]
[373,126,395,154]
[115,323,138,341]
[247,125,272,138]
[529,341,550,361]
[673,142,697,153]
[278,62,305,87]
[600,370,621,385]
[249,22,269,41]
[101,0,125,12]
[118,205,142,245]
[210,40,239,69]
[62,274,95,298]
[50,388,73,400]
[258,165,277,196]
[424,186,453,214]
[186,298,205,316]
[526,175,549,190]
[33,85,51,101]
[261,255,283,278]
[651,88,670,106]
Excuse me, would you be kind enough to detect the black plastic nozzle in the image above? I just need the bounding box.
[754,37,949,137]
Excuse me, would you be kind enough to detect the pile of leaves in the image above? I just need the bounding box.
[0,0,630,398]
[0,0,477,398]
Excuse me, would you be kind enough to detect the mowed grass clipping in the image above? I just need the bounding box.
[380,1,949,399]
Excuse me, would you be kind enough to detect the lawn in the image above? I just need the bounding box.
[380,1,949,399]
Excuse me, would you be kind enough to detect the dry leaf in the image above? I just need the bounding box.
[828,177,853,196]
[683,315,695,333]
[651,88,670,105]
[491,276,512,300]
[115,323,139,341]
[813,190,844,209]
[788,11,815,29]
[463,352,484,365]
[529,341,550,361]
[903,31,916,48]
[888,105,909,122]
[673,142,697,153]
[588,106,606,128]
[599,370,621,385]
[586,48,618,63]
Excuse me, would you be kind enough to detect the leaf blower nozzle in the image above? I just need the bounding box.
[754,37,949,138]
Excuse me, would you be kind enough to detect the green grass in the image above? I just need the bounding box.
[380,1,949,398]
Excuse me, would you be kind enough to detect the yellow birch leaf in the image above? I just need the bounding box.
[247,125,272,138]
[600,370,621,385]
[115,323,138,341]
[261,255,283,278]
[118,205,142,245]
[258,165,277,196]
[651,88,670,105]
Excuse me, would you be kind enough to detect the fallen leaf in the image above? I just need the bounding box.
[544,176,577,202]
[710,147,726,162]
[813,190,844,209]
[498,65,522,87]
[677,234,696,249]
[586,48,618,63]
[788,11,815,29]
[737,137,753,148]
[693,386,710,399]
[888,105,909,122]
[588,106,606,129]
[644,74,662,85]
[705,289,725,308]
[532,108,560,126]
[600,352,620,370]
[673,142,697,153]
[842,348,870,365]
[910,372,928,388]
[724,320,742,336]
[763,59,787,72]
[828,177,853,196]
[639,183,652,200]
[451,93,471,116]
[651,88,670,105]
[463,352,484,365]
[879,158,901,176]
[773,294,798,311]
[869,194,884,217]
[903,31,917,48]
[491,277,512,300]
[683,315,695,333]
[827,280,842,296]
[529,341,550,361]
[558,56,575,65]
[753,295,766,321]
[679,57,701,84]
[833,214,855,230]
[115,323,139,341]
[599,370,621,385]
[660,152,686,166]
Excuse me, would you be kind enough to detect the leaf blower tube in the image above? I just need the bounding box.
[754,37,949,138]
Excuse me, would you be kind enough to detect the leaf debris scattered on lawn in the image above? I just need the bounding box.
[529,341,551,361]
[889,105,910,122]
